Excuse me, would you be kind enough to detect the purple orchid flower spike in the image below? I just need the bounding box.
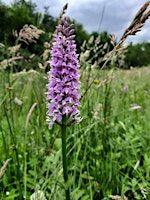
[47,17,80,129]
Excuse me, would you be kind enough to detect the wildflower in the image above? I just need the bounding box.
[94,79,100,84]
[6,191,10,196]
[46,17,80,129]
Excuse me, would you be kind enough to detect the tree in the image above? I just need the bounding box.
[0,0,39,44]
[41,6,58,33]
[125,42,150,67]
[72,20,90,53]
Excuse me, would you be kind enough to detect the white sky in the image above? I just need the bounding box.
[3,0,150,44]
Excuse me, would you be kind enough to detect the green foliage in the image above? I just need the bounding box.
[73,20,90,53]
[0,67,150,199]
[0,0,39,44]
[0,0,91,72]
[1,0,149,71]
[125,42,150,68]
[0,1,150,199]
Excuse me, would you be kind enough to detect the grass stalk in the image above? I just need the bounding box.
[24,129,27,199]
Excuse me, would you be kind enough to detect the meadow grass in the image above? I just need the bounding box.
[0,66,150,199]
[0,2,150,199]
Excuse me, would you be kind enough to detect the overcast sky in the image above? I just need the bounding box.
[4,0,150,44]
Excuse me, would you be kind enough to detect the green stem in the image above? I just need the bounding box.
[24,129,27,199]
[61,115,70,200]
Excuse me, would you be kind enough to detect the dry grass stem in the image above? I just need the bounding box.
[0,56,23,71]
[12,69,40,78]
[26,102,37,129]
[0,159,11,179]
[121,1,150,40]
[109,195,128,200]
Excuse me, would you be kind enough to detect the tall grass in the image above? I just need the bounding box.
[0,1,150,199]
[0,66,150,199]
